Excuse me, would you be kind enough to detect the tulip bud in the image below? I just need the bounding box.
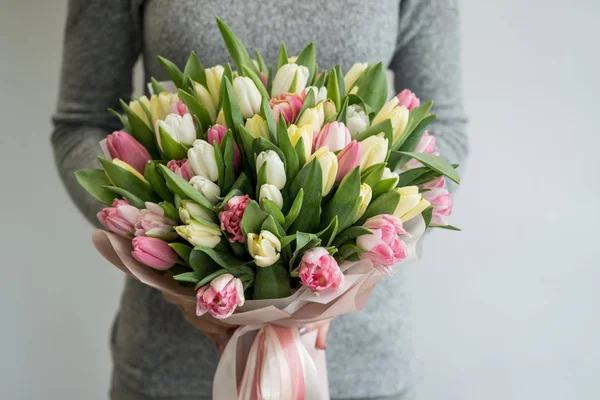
[166,159,194,181]
[188,140,219,181]
[131,236,178,270]
[344,63,368,90]
[207,124,242,171]
[179,200,213,224]
[346,104,370,138]
[133,202,178,241]
[175,219,222,248]
[129,95,152,127]
[216,109,227,127]
[112,159,147,182]
[168,101,189,117]
[307,146,338,196]
[359,135,388,171]
[189,176,221,205]
[131,93,180,128]
[256,150,286,190]
[287,124,313,161]
[155,113,196,149]
[271,64,310,98]
[393,186,431,222]
[244,115,269,139]
[336,140,362,184]
[97,199,142,238]
[196,274,245,319]
[106,131,151,174]
[193,82,217,121]
[382,167,400,187]
[396,89,421,111]
[247,230,282,267]
[322,99,337,122]
[372,97,410,145]
[270,92,304,124]
[297,103,325,134]
[259,184,284,210]
[304,86,328,104]
[233,76,262,119]
[314,122,351,152]
[205,65,224,106]
[353,183,373,222]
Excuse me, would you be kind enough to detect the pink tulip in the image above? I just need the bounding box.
[219,195,250,243]
[270,92,304,124]
[196,273,245,319]
[97,199,142,238]
[356,214,409,275]
[131,236,178,270]
[168,101,189,117]
[134,202,178,241]
[167,159,194,181]
[404,131,439,170]
[298,247,344,292]
[313,122,351,152]
[421,175,446,189]
[106,131,151,174]
[396,89,421,110]
[260,72,268,87]
[420,177,453,226]
[335,140,362,184]
[207,124,241,171]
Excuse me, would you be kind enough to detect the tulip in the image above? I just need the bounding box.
[189,176,221,205]
[403,131,439,170]
[97,199,142,238]
[270,92,304,124]
[306,146,338,196]
[207,124,241,171]
[356,214,409,275]
[175,219,222,248]
[344,63,368,90]
[372,97,410,145]
[133,202,178,240]
[287,124,313,161]
[193,82,217,121]
[196,274,245,319]
[420,177,453,226]
[130,93,180,128]
[393,186,431,222]
[323,99,337,122]
[188,139,218,181]
[346,104,370,138]
[106,131,151,174]
[166,159,194,181]
[216,109,227,127]
[314,122,351,152]
[297,103,325,134]
[233,76,262,119]
[219,195,251,243]
[155,113,196,150]
[168,101,189,117]
[244,115,270,140]
[298,247,344,292]
[247,230,282,267]
[256,151,286,190]
[271,63,310,97]
[131,236,178,270]
[396,89,421,110]
[112,159,147,182]
[205,65,224,106]
[304,86,328,104]
[335,140,362,184]
[259,184,283,210]
[179,200,213,224]
[359,135,388,171]
[381,167,400,187]
[353,183,372,222]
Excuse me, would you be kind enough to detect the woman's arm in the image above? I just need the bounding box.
[51,0,142,225]
[390,0,469,186]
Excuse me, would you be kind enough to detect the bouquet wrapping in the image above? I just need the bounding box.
[75,18,460,399]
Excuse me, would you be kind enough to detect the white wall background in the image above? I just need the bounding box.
[1,0,598,399]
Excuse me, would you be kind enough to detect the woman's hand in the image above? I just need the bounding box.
[300,319,332,350]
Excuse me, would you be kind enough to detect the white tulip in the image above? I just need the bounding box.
[178,200,213,223]
[271,64,310,97]
[307,146,338,196]
[305,86,328,103]
[344,63,368,90]
[233,76,262,119]
[188,140,218,182]
[155,113,196,149]
[372,97,410,144]
[189,176,221,205]
[381,167,400,187]
[248,230,282,267]
[346,104,370,138]
[193,82,217,122]
[359,135,388,171]
[256,151,286,190]
[353,183,373,223]
[175,220,221,248]
[259,184,284,210]
[205,65,224,106]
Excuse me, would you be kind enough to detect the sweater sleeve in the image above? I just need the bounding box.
[389,0,469,189]
[51,0,142,226]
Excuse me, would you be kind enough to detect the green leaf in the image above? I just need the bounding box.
[288,159,322,233]
[218,188,243,209]
[253,263,291,299]
[107,108,130,132]
[240,200,269,238]
[260,199,285,226]
[334,65,345,99]
[169,243,193,265]
[102,186,145,209]
[99,157,158,202]
[356,120,393,143]
[396,165,459,187]
[432,225,462,231]
[294,138,306,167]
[74,169,116,205]
[337,243,366,261]
[313,70,328,88]
[357,189,400,225]
[158,125,187,161]
[394,114,436,152]
[397,152,461,184]
[183,51,206,87]
[277,43,289,71]
[317,216,338,247]
[216,17,259,76]
[158,164,215,211]
[173,271,200,284]
[150,77,166,94]
[277,118,299,183]
[422,206,434,228]
[361,163,385,188]
[252,137,286,164]
[296,89,316,123]
[260,96,278,143]
[261,215,286,237]
[255,49,269,74]
[321,166,361,232]
[284,188,304,230]
[371,177,399,199]
[353,63,388,112]
[213,141,226,189]
[221,130,236,192]
[189,247,220,275]
[221,78,244,134]
[157,55,184,89]
[280,234,296,249]
[144,161,174,202]
[119,100,159,158]
[336,96,349,124]
[290,232,321,268]
[295,43,317,84]
[177,89,213,131]
[194,266,254,289]
[236,126,257,181]
[131,96,154,131]
[242,65,269,99]
[230,172,253,196]
[333,226,372,248]
[327,68,341,110]
[194,245,250,270]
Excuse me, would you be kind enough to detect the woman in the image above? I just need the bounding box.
[52,0,468,398]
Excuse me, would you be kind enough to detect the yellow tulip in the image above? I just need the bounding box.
[244,115,269,140]
[296,102,325,134]
[372,97,409,145]
[205,65,224,107]
[353,183,373,222]
[344,63,368,90]
[193,82,217,122]
[359,135,388,171]
[307,146,338,196]
[287,124,313,160]
[393,186,431,222]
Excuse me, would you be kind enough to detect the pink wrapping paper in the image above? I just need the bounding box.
[92,217,425,399]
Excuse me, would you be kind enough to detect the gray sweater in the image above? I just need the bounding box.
[52,1,468,399]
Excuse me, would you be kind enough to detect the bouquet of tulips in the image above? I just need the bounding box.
[76,18,460,400]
